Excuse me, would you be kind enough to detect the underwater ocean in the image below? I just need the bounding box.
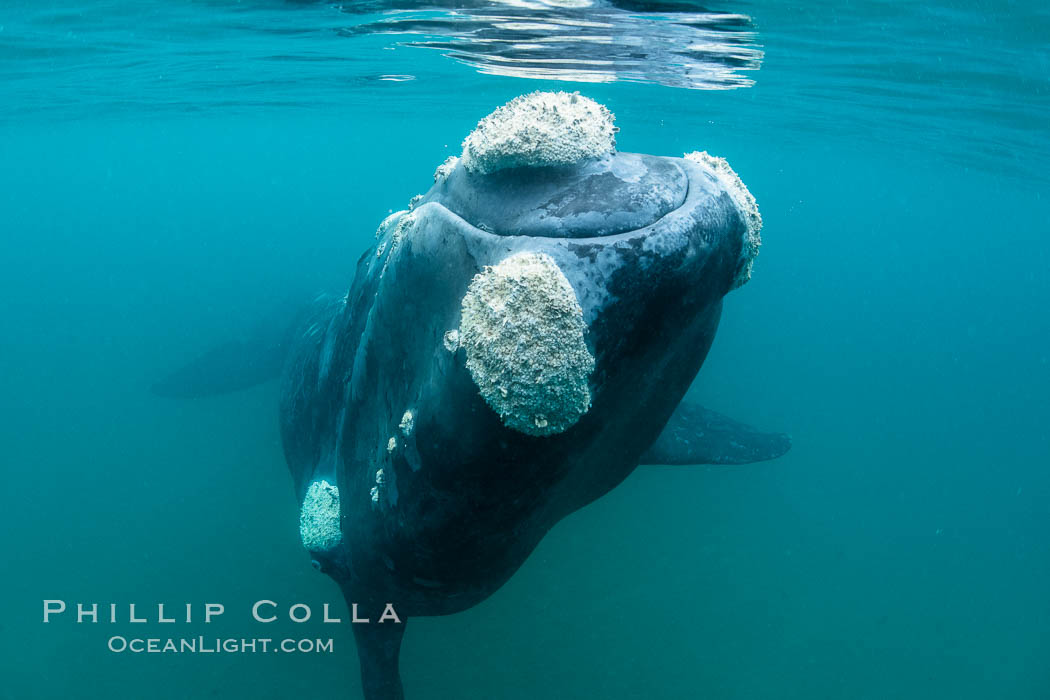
[2,0,1048,698]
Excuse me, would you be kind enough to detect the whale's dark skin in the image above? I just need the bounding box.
[155,147,789,699]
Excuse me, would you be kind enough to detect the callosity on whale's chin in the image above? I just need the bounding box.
[273,90,767,699]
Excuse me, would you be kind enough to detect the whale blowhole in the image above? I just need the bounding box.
[461,91,617,175]
[299,479,342,551]
[459,252,595,437]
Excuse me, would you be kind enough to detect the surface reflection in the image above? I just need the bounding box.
[336,0,763,89]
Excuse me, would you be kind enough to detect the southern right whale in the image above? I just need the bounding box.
[154,91,790,699]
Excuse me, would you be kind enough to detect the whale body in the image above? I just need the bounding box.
[154,92,789,699]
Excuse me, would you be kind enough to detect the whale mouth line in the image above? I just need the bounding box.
[417,172,695,245]
[419,200,658,244]
[427,152,692,241]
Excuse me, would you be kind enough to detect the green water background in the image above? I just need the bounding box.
[1,1,1047,697]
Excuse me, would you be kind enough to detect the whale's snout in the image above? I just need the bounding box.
[361,91,762,446]
[423,91,688,241]
[416,92,760,291]
[429,151,689,241]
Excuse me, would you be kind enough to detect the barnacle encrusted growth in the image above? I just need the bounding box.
[459,252,595,436]
[389,212,416,249]
[375,210,406,239]
[685,150,762,289]
[370,469,385,506]
[399,410,414,437]
[434,156,459,182]
[461,91,616,175]
[299,479,342,551]
[376,211,418,276]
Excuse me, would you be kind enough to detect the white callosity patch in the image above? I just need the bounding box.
[459,252,595,436]
[375,210,407,239]
[375,211,418,276]
[388,212,416,250]
[684,150,762,289]
[443,329,460,352]
[370,469,385,506]
[399,410,414,437]
[433,156,459,182]
[299,479,342,551]
[461,91,617,175]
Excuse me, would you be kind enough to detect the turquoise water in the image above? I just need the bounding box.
[2,1,1048,698]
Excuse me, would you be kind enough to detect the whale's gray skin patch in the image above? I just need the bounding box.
[153,93,787,700]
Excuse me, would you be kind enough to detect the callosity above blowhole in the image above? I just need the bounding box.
[460,91,618,175]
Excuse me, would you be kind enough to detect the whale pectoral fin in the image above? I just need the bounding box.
[150,296,322,399]
[640,401,791,466]
[150,336,287,398]
[352,612,407,700]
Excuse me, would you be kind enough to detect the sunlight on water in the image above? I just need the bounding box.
[337,3,762,89]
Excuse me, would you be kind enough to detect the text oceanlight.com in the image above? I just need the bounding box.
[107,636,334,654]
